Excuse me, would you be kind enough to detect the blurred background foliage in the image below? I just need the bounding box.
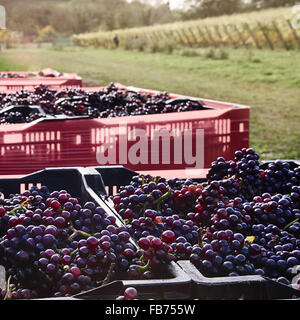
[1,0,298,41]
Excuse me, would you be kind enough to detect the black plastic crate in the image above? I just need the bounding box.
[89,163,300,300]
[0,167,192,300]
[70,261,192,300]
[34,262,192,300]
[0,167,103,204]
[92,166,139,196]
[177,260,300,300]
[37,259,193,300]
[86,166,140,225]
[0,166,130,236]
[85,166,193,300]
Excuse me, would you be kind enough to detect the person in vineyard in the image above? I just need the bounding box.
[113,34,119,48]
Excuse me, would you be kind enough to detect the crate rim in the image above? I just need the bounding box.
[177,260,267,285]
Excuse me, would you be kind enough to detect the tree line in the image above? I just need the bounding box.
[182,0,298,19]
[1,0,298,39]
[2,0,175,38]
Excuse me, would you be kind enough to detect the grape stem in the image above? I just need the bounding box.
[102,262,116,285]
[3,275,12,300]
[69,227,92,240]
[70,248,79,257]
[7,200,29,216]
[124,218,132,225]
[136,259,150,273]
[198,227,204,248]
[283,218,299,230]
[153,189,171,205]
[140,202,149,215]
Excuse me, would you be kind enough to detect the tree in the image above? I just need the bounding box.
[183,0,242,19]
[261,0,297,8]
[37,25,56,43]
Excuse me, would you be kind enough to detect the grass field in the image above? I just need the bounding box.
[0,55,22,71]
[0,46,299,160]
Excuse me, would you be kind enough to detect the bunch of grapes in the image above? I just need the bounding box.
[0,83,207,125]
[112,175,203,253]
[190,231,256,277]
[207,148,300,202]
[113,178,173,221]
[126,210,166,240]
[261,160,299,195]
[249,223,300,285]
[243,192,299,228]
[0,185,176,299]
[0,73,24,78]
[0,145,299,298]
[136,234,175,272]
[193,180,226,224]
[108,147,300,291]
[172,183,203,215]
[202,199,252,236]
[114,175,203,227]
[207,157,232,182]
[215,148,263,201]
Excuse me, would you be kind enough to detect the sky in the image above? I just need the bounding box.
[168,0,188,10]
[128,0,191,11]
[143,0,250,10]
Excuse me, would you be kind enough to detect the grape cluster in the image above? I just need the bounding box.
[136,234,175,272]
[262,161,299,195]
[0,110,44,125]
[207,157,232,181]
[110,147,300,290]
[0,187,174,299]
[0,73,24,78]
[113,175,202,257]
[250,223,300,284]
[207,148,299,202]
[161,100,204,113]
[1,146,299,298]
[0,83,206,125]
[172,183,203,215]
[114,174,203,220]
[190,231,256,277]
[206,148,261,200]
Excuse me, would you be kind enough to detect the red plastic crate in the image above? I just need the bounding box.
[0,68,80,78]
[0,84,249,179]
[0,69,82,93]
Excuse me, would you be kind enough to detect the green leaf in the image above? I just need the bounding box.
[245,236,255,243]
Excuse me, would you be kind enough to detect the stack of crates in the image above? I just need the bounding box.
[0,69,82,93]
